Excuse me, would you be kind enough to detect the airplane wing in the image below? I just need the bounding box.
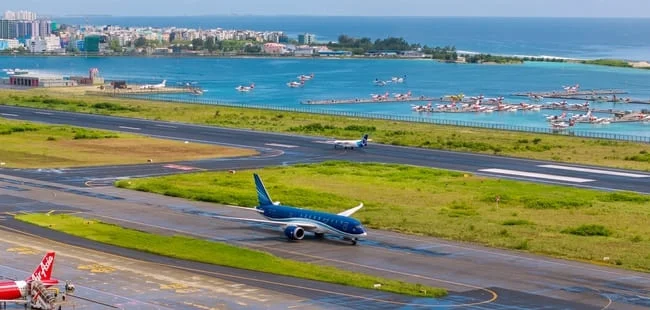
[337,203,364,217]
[212,215,319,230]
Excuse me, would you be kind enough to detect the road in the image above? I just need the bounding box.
[1,175,649,309]
[1,105,649,193]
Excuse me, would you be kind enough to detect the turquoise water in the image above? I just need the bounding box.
[2,56,650,137]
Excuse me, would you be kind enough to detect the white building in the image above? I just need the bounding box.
[3,10,37,21]
[26,36,61,53]
[0,39,20,50]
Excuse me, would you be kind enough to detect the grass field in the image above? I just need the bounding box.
[16,213,446,298]
[1,89,649,171]
[117,161,650,272]
[0,118,256,168]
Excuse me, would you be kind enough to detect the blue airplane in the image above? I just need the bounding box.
[213,174,367,245]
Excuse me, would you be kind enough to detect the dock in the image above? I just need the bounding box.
[509,89,650,104]
[85,86,195,97]
[301,96,442,105]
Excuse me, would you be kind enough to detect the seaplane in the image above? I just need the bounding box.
[236,83,255,92]
[436,104,456,111]
[287,80,305,88]
[371,92,390,101]
[140,80,166,89]
[588,116,612,124]
[391,75,406,83]
[394,91,412,100]
[550,120,574,130]
[411,103,433,112]
[518,102,541,111]
[545,111,567,122]
[569,102,590,110]
[563,84,580,93]
[373,79,389,86]
[571,110,593,122]
[298,73,314,81]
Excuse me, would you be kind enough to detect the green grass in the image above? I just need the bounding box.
[581,59,633,68]
[116,161,650,272]
[1,89,650,171]
[0,118,256,168]
[16,213,446,298]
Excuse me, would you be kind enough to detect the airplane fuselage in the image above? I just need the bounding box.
[0,280,28,300]
[257,204,366,239]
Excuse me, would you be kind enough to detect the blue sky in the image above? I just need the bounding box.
[3,0,650,17]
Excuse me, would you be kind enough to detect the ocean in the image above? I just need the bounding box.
[53,16,650,60]
[2,56,650,137]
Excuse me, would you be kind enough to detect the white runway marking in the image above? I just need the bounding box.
[538,164,650,178]
[0,113,18,117]
[118,126,141,130]
[265,143,298,148]
[479,168,595,183]
[33,111,53,115]
[154,124,178,129]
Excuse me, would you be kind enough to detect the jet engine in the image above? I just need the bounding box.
[284,226,305,240]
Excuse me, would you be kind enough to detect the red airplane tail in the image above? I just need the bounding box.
[27,251,56,282]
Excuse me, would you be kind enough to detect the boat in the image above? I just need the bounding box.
[3,68,29,76]
[298,73,314,81]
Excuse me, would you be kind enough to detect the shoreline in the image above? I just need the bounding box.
[1,53,650,70]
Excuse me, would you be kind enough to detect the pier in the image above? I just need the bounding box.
[510,89,650,104]
[301,96,442,105]
[85,86,195,97]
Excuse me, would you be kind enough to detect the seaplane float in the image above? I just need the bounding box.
[394,91,412,100]
[518,103,542,111]
[236,83,255,92]
[287,80,305,88]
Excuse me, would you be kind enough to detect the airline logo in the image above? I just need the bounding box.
[30,253,54,282]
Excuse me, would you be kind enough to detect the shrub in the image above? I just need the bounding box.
[562,224,612,237]
[502,219,534,226]
[46,136,56,141]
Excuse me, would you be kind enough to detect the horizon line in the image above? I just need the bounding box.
[45,14,650,19]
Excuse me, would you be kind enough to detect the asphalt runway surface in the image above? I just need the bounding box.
[0,227,321,310]
[1,176,649,309]
[1,105,649,193]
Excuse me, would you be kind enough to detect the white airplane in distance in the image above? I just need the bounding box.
[331,134,370,150]
[140,80,166,89]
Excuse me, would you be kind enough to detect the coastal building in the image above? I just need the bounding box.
[26,36,61,53]
[319,50,353,57]
[0,20,17,39]
[0,39,20,50]
[8,74,77,87]
[84,35,107,53]
[294,45,315,56]
[3,10,37,21]
[263,42,287,54]
[298,33,316,45]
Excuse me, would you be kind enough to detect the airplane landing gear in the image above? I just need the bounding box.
[343,237,358,245]
[314,232,325,239]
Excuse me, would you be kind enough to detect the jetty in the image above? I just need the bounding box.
[508,89,650,104]
[86,86,194,97]
[301,96,441,105]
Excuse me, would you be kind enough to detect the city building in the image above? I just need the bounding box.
[83,35,107,53]
[294,45,315,56]
[298,33,316,45]
[0,20,17,39]
[263,42,287,54]
[0,39,20,50]
[3,10,37,21]
[26,36,61,53]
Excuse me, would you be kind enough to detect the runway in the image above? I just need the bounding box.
[0,105,649,193]
[1,175,649,309]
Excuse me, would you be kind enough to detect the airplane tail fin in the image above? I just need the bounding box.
[361,134,369,146]
[253,174,274,207]
[161,80,166,86]
[27,251,55,282]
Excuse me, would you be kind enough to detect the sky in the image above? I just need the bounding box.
[2,0,650,18]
